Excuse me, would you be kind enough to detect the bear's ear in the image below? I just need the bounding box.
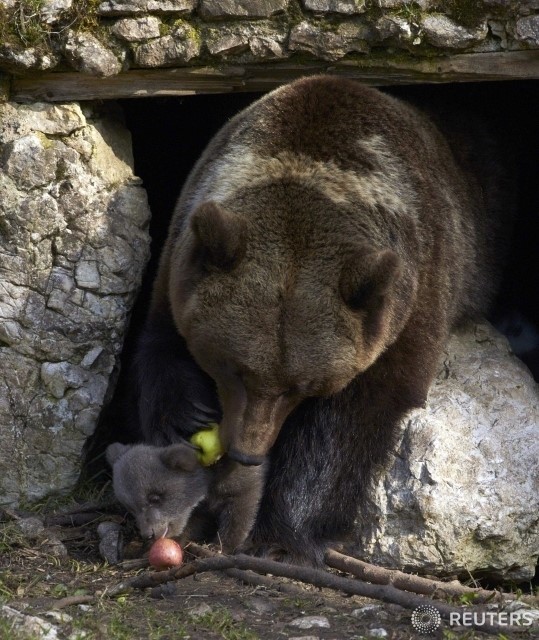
[340,248,401,312]
[106,442,131,466]
[191,201,246,271]
[160,442,200,472]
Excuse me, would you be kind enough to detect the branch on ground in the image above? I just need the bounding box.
[106,544,528,635]
[325,549,507,604]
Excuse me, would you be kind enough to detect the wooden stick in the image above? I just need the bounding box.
[325,549,505,603]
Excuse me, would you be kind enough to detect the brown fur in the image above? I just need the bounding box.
[133,76,512,560]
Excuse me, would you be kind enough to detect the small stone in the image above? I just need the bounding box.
[41,0,73,24]
[289,616,331,629]
[368,629,388,638]
[41,362,86,398]
[16,517,45,537]
[75,261,101,290]
[97,521,123,564]
[420,14,488,49]
[515,15,539,46]
[112,17,162,41]
[199,0,287,19]
[44,611,73,624]
[249,36,286,59]
[244,596,277,615]
[207,33,249,56]
[352,605,383,617]
[64,31,121,77]
[2,136,57,190]
[0,605,59,640]
[303,0,366,13]
[376,16,412,43]
[81,347,104,368]
[290,21,370,61]
[189,602,213,617]
[134,23,201,67]
[0,45,59,73]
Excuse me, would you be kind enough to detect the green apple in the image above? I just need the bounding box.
[190,422,223,466]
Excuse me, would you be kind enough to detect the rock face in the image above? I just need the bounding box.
[0,102,151,506]
[357,322,539,582]
[1,0,537,75]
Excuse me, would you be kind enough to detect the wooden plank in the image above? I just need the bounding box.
[9,50,539,103]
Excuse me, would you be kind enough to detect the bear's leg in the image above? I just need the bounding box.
[134,312,221,445]
[208,458,267,552]
[249,340,438,565]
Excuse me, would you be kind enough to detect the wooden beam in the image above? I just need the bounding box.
[9,50,539,103]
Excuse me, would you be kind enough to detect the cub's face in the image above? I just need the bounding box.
[170,192,414,464]
[106,442,210,539]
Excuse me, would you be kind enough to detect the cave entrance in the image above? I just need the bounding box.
[83,80,539,481]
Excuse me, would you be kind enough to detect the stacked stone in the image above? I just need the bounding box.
[0,102,151,503]
[0,0,538,75]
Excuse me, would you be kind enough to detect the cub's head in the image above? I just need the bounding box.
[106,442,210,540]
[170,191,417,464]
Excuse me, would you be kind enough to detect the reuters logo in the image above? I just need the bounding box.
[411,605,442,634]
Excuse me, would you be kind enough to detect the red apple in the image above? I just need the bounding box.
[148,537,183,569]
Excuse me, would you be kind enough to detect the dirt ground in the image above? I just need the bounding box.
[0,501,537,640]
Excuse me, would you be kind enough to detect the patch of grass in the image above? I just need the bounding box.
[0,616,26,640]
[0,522,26,554]
[0,0,104,53]
[190,606,259,640]
[12,0,50,47]
[68,599,190,640]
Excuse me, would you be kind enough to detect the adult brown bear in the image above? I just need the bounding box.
[129,76,512,562]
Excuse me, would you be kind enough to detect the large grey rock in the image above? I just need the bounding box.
[420,14,488,49]
[357,322,539,582]
[134,22,201,67]
[0,102,151,506]
[199,0,288,19]
[64,31,122,76]
[289,20,371,60]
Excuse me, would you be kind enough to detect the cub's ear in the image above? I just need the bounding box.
[191,201,246,271]
[160,442,200,473]
[106,442,131,466]
[340,247,401,312]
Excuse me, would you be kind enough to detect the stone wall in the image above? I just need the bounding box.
[0,101,151,504]
[0,1,538,77]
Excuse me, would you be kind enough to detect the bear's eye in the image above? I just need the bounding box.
[147,493,162,506]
